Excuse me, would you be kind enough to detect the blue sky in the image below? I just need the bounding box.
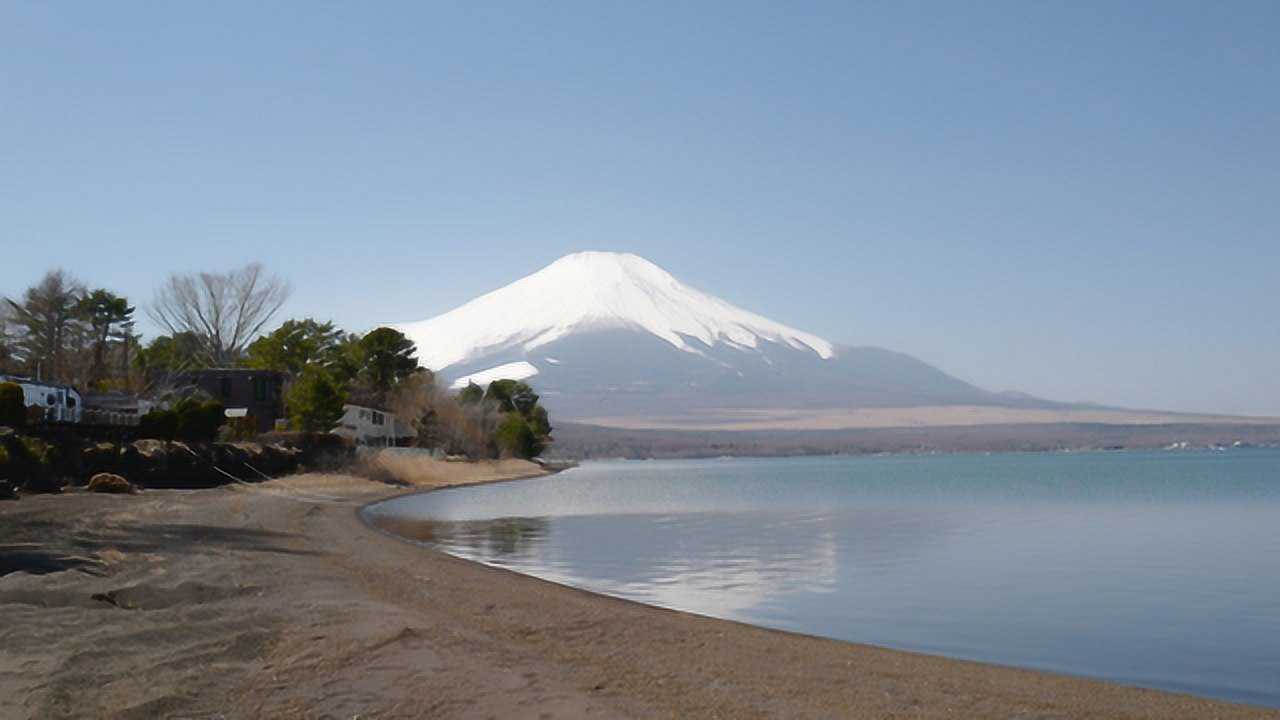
[3,1,1277,415]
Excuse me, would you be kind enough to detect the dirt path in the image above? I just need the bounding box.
[1,472,1275,719]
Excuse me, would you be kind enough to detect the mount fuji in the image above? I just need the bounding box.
[394,252,1049,422]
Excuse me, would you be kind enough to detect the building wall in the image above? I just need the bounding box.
[178,370,284,434]
[334,404,411,447]
[0,375,83,424]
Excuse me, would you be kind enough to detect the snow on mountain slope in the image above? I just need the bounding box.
[448,361,540,390]
[396,251,835,372]
[391,251,1048,420]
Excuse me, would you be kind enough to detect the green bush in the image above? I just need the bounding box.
[495,412,543,459]
[139,399,226,442]
[175,398,225,442]
[138,408,178,440]
[0,382,25,428]
[17,435,55,468]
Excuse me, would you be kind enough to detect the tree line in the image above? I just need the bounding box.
[1,263,550,458]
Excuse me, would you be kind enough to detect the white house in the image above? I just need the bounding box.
[331,404,412,447]
[0,374,84,424]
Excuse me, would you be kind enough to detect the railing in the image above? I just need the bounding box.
[80,408,141,427]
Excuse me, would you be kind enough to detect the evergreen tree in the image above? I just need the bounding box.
[484,379,540,415]
[458,382,484,406]
[244,319,346,375]
[350,327,419,407]
[286,365,347,432]
[4,269,86,381]
[494,412,543,459]
[76,289,135,388]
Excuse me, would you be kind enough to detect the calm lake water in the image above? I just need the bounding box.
[364,450,1280,707]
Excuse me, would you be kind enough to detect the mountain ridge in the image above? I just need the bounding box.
[393,252,1054,421]
[397,251,835,371]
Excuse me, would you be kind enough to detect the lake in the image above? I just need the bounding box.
[363,450,1280,708]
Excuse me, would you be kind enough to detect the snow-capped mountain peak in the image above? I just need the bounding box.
[397,251,836,372]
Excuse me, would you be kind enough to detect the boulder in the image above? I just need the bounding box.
[81,442,121,476]
[88,472,134,494]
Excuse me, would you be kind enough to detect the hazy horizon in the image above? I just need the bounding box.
[3,2,1277,416]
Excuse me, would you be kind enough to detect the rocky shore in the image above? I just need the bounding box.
[0,427,350,494]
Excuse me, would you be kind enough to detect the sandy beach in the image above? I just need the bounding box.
[2,461,1276,719]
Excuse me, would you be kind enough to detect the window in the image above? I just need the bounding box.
[66,396,76,408]
[220,378,233,398]
[372,411,384,426]
[253,377,267,402]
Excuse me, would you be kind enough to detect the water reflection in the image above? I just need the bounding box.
[374,504,956,621]
[364,452,1280,708]
[373,515,550,560]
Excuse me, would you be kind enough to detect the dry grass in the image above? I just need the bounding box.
[238,455,551,503]
[361,452,547,489]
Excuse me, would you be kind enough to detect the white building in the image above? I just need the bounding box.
[331,404,412,447]
[0,374,84,424]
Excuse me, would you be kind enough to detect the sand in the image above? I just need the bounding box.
[1,461,1276,719]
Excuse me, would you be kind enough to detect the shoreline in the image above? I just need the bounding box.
[362,460,1276,712]
[553,419,1280,460]
[2,463,1277,718]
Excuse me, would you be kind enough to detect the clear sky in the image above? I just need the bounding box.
[3,2,1277,415]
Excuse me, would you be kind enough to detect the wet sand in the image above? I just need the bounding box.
[1,465,1276,719]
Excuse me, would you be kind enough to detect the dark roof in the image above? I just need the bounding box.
[83,392,143,410]
[178,368,285,376]
[0,374,80,393]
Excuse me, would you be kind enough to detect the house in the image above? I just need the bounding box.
[82,391,155,427]
[332,404,413,447]
[0,374,84,424]
[173,369,285,434]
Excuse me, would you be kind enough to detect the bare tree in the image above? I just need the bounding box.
[5,269,86,381]
[0,299,17,373]
[148,263,291,367]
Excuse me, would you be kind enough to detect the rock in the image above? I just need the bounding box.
[88,472,134,494]
[0,480,17,500]
[81,442,121,476]
[21,474,63,494]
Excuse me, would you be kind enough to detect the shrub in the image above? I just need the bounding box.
[138,408,178,440]
[18,436,55,468]
[495,412,543,459]
[175,398,225,442]
[0,382,25,428]
[139,399,225,442]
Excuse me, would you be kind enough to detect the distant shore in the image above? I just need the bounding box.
[554,418,1280,459]
[2,460,1277,718]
